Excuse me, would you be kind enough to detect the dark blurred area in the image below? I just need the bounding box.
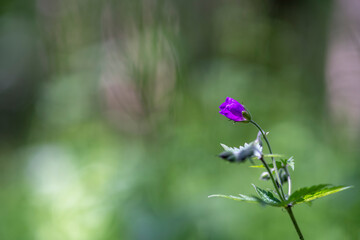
[0,0,359,239]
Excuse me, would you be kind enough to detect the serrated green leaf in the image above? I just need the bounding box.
[208,194,262,204]
[296,186,352,203]
[288,184,329,204]
[280,157,294,171]
[288,184,352,205]
[288,158,295,171]
[266,161,283,169]
[252,184,283,207]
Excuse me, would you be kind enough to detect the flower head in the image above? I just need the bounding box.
[219,97,251,122]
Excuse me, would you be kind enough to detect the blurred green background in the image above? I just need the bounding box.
[1,0,359,239]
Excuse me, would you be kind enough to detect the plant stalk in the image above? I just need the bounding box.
[249,120,286,200]
[259,156,283,201]
[286,206,304,240]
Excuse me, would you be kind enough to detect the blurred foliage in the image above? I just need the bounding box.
[0,0,359,239]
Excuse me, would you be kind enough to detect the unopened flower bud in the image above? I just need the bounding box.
[219,97,250,122]
[260,172,271,181]
[279,169,288,183]
[237,147,255,162]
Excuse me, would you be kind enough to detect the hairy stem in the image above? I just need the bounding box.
[259,156,283,201]
[249,120,286,200]
[286,206,304,240]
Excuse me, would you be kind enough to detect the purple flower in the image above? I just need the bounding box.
[219,97,250,122]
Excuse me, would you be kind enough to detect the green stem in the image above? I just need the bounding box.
[259,156,283,201]
[249,120,286,200]
[286,206,304,240]
[248,120,302,238]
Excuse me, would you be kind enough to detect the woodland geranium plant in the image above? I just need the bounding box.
[209,97,352,240]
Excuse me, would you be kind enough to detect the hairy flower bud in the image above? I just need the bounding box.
[219,141,262,164]
[237,147,255,162]
[279,168,288,183]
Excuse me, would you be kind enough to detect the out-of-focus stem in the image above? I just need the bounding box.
[286,206,304,240]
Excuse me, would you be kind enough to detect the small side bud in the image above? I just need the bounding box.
[279,169,288,183]
[259,172,271,181]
